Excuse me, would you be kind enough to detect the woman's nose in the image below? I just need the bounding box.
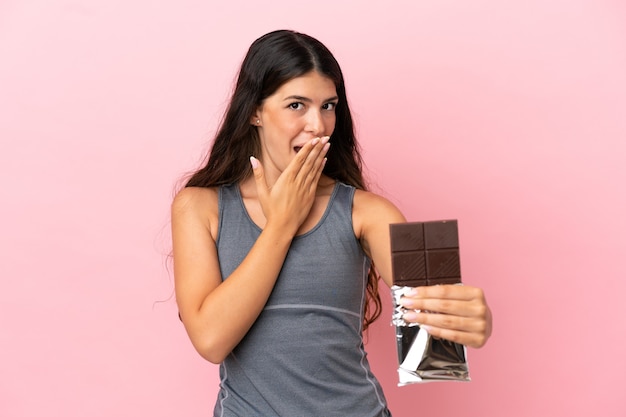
[305,110,324,136]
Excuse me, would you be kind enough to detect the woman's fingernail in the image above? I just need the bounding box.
[403,311,419,321]
[249,156,259,169]
[406,287,419,297]
[321,136,330,144]
[399,297,412,307]
[323,142,330,151]
[311,138,320,145]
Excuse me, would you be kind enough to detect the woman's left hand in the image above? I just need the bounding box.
[399,285,492,348]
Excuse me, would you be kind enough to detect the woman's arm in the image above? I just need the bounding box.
[172,138,329,363]
[354,190,492,348]
[172,188,295,363]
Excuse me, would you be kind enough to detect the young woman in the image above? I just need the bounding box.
[172,29,492,416]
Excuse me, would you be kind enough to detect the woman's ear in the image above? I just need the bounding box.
[250,113,262,127]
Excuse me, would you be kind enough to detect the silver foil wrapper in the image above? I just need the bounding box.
[391,285,470,385]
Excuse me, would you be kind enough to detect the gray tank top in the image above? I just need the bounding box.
[213,182,391,417]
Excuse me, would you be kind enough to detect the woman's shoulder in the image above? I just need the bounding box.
[171,186,220,218]
[352,188,406,234]
[171,186,222,240]
[353,188,403,216]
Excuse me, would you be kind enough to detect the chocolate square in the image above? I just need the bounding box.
[424,221,459,249]
[391,251,427,287]
[426,249,461,279]
[390,222,425,252]
[390,220,462,286]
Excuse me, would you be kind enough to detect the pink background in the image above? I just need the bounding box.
[1,1,625,416]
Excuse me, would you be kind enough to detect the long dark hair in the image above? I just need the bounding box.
[185,30,382,329]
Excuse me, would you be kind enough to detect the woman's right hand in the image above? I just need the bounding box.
[250,136,330,234]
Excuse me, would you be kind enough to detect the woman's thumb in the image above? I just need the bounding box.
[249,156,268,198]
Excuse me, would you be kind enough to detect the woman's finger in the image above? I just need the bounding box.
[401,296,487,318]
[283,136,323,179]
[419,326,489,349]
[249,156,268,203]
[406,284,485,301]
[404,310,487,333]
[292,136,330,184]
[302,139,329,192]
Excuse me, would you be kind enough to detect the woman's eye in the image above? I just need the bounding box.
[322,102,337,111]
[288,102,304,110]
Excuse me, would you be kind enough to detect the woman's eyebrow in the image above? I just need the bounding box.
[283,95,339,102]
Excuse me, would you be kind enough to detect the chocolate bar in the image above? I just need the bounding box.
[390,220,461,287]
[390,220,470,385]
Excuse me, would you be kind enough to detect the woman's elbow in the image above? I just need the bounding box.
[198,346,228,364]
[180,313,234,364]
[190,335,231,364]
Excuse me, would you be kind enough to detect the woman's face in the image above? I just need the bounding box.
[253,71,338,174]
